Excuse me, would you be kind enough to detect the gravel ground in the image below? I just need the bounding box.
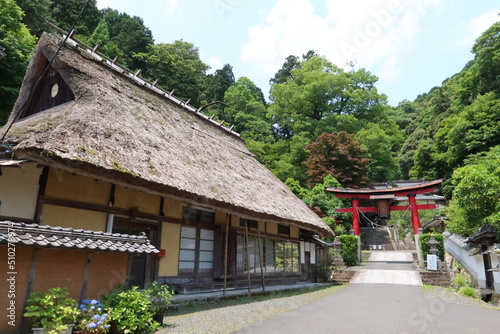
[421,285,500,310]
[158,286,346,334]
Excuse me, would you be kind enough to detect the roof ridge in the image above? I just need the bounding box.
[45,22,241,139]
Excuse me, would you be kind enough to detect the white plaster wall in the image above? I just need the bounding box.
[444,236,484,286]
[0,163,41,219]
[492,254,500,292]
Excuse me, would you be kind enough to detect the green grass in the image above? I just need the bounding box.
[165,285,346,316]
[421,284,438,291]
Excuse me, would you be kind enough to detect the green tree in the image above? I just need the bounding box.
[464,21,500,101]
[50,0,100,37]
[447,145,500,237]
[433,92,500,174]
[14,0,52,37]
[223,77,271,141]
[0,0,36,124]
[304,132,371,188]
[302,174,343,217]
[205,63,235,117]
[100,8,154,70]
[83,18,120,58]
[137,40,209,108]
[269,56,389,140]
[269,50,317,87]
[356,123,401,182]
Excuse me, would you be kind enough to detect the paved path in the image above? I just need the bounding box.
[350,251,422,286]
[235,251,500,334]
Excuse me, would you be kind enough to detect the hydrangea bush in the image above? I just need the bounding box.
[75,299,110,333]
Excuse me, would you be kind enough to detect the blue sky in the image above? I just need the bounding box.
[96,0,499,105]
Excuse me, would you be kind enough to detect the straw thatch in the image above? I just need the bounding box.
[1,32,332,237]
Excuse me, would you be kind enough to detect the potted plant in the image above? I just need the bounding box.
[144,282,174,324]
[73,299,110,333]
[101,286,160,334]
[23,287,79,334]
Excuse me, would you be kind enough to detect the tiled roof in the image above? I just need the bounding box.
[0,221,158,253]
[443,231,472,250]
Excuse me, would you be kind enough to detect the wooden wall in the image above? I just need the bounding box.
[0,245,129,334]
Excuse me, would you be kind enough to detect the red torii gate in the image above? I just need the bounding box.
[326,179,443,236]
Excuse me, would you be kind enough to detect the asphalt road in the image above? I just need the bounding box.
[235,251,499,334]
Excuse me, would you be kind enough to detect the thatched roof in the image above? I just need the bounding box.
[1,32,332,237]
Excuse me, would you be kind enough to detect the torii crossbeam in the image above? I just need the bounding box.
[326,179,443,236]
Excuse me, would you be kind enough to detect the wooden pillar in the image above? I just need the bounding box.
[351,197,361,236]
[33,166,49,223]
[257,229,265,292]
[80,252,93,301]
[21,248,41,334]
[244,220,251,294]
[408,194,420,234]
[223,214,230,295]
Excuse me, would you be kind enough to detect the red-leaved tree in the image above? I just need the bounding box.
[304,132,371,188]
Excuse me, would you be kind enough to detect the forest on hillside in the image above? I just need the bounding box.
[1,0,499,237]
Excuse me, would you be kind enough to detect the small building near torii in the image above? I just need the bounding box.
[326,179,444,261]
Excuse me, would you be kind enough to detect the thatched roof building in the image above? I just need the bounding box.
[1,32,332,237]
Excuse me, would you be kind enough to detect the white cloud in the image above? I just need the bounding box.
[456,8,500,47]
[165,0,179,16]
[205,55,224,74]
[96,0,110,10]
[240,0,443,84]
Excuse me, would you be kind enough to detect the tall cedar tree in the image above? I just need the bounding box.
[0,0,36,125]
[304,132,371,188]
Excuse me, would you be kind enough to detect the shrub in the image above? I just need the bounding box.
[75,299,110,333]
[145,281,174,314]
[102,286,160,334]
[419,233,445,261]
[338,235,359,266]
[451,273,469,290]
[24,287,79,334]
[459,286,476,298]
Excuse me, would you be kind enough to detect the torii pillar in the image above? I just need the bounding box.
[351,197,361,236]
[408,193,423,263]
[327,180,443,264]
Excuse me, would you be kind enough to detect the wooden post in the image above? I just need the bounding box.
[245,220,251,294]
[351,197,361,236]
[408,194,421,234]
[223,214,230,295]
[21,248,41,334]
[80,252,93,301]
[257,229,266,292]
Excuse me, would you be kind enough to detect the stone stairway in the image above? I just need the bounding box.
[360,226,394,251]
[350,251,422,286]
[330,269,356,285]
[419,271,452,287]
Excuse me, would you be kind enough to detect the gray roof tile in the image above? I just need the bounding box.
[0,221,158,254]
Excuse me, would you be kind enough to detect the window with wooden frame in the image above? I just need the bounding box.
[235,235,299,274]
[240,218,258,229]
[182,206,215,224]
[178,226,215,275]
[275,240,299,273]
[179,206,215,275]
[278,224,290,235]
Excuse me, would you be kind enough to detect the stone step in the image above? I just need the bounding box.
[419,271,451,287]
[330,270,356,285]
[360,227,394,251]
